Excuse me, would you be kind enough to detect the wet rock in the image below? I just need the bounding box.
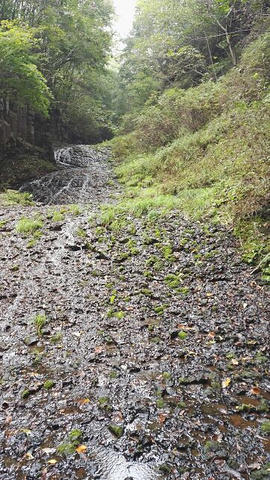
[0,149,269,480]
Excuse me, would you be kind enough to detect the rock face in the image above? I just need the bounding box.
[0,98,42,148]
[0,97,56,190]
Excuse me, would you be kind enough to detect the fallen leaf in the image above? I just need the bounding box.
[95,346,104,354]
[48,459,58,465]
[24,452,34,460]
[5,415,12,424]
[76,444,87,454]
[222,378,231,389]
[218,407,228,414]
[41,448,56,455]
[250,387,261,395]
[231,359,239,366]
[78,397,90,405]
[158,413,167,424]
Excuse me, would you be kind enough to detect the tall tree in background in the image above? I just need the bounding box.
[0,0,115,143]
[117,0,268,117]
[0,20,51,116]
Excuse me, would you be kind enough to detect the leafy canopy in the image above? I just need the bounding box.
[0,20,51,116]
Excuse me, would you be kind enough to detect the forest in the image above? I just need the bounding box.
[0,1,269,479]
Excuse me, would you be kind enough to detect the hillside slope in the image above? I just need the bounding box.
[111,28,270,280]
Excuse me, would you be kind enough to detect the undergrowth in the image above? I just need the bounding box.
[110,30,270,280]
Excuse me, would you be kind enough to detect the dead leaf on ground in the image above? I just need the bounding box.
[250,387,261,395]
[76,444,88,454]
[222,378,231,389]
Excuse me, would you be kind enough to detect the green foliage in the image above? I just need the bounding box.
[57,428,83,456]
[164,274,181,289]
[111,28,270,273]
[108,425,124,438]
[261,421,270,435]
[116,0,268,117]
[44,380,55,390]
[0,0,115,142]
[1,190,33,206]
[50,332,62,344]
[33,313,47,335]
[16,216,43,235]
[0,21,51,115]
[178,331,188,340]
[48,210,64,222]
[68,204,82,216]
[68,429,83,443]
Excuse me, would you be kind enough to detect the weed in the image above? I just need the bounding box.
[261,421,270,434]
[21,389,31,399]
[50,332,62,344]
[0,220,7,228]
[10,264,19,272]
[44,380,55,390]
[164,273,182,289]
[162,244,176,262]
[33,313,47,335]
[2,190,34,206]
[156,398,165,409]
[50,210,64,222]
[77,228,87,238]
[141,288,152,297]
[27,239,37,248]
[108,425,124,438]
[178,287,190,295]
[178,331,188,340]
[57,430,83,456]
[69,430,83,443]
[68,204,82,215]
[16,216,43,235]
[154,304,168,315]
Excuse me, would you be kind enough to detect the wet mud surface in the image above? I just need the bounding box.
[0,146,269,479]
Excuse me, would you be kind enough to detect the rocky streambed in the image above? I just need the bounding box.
[0,146,269,480]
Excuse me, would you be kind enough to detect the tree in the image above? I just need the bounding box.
[0,0,115,142]
[0,20,51,116]
[116,0,269,118]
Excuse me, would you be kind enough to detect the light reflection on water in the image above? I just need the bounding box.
[94,449,159,480]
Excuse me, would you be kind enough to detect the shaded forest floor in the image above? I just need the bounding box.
[0,158,269,480]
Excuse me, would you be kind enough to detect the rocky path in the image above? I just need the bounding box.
[0,147,269,480]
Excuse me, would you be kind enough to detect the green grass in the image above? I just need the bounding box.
[33,313,47,335]
[44,380,55,390]
[47,209,65,222]
[104,32,270,279]
[68,204,82,215]
[16,216,44,235]
[1,190,34,206]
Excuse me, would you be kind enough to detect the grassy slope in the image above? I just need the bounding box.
[109,29,270,281]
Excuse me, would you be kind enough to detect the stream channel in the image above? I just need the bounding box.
[0,145,269,480]
[21,145,157,479]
